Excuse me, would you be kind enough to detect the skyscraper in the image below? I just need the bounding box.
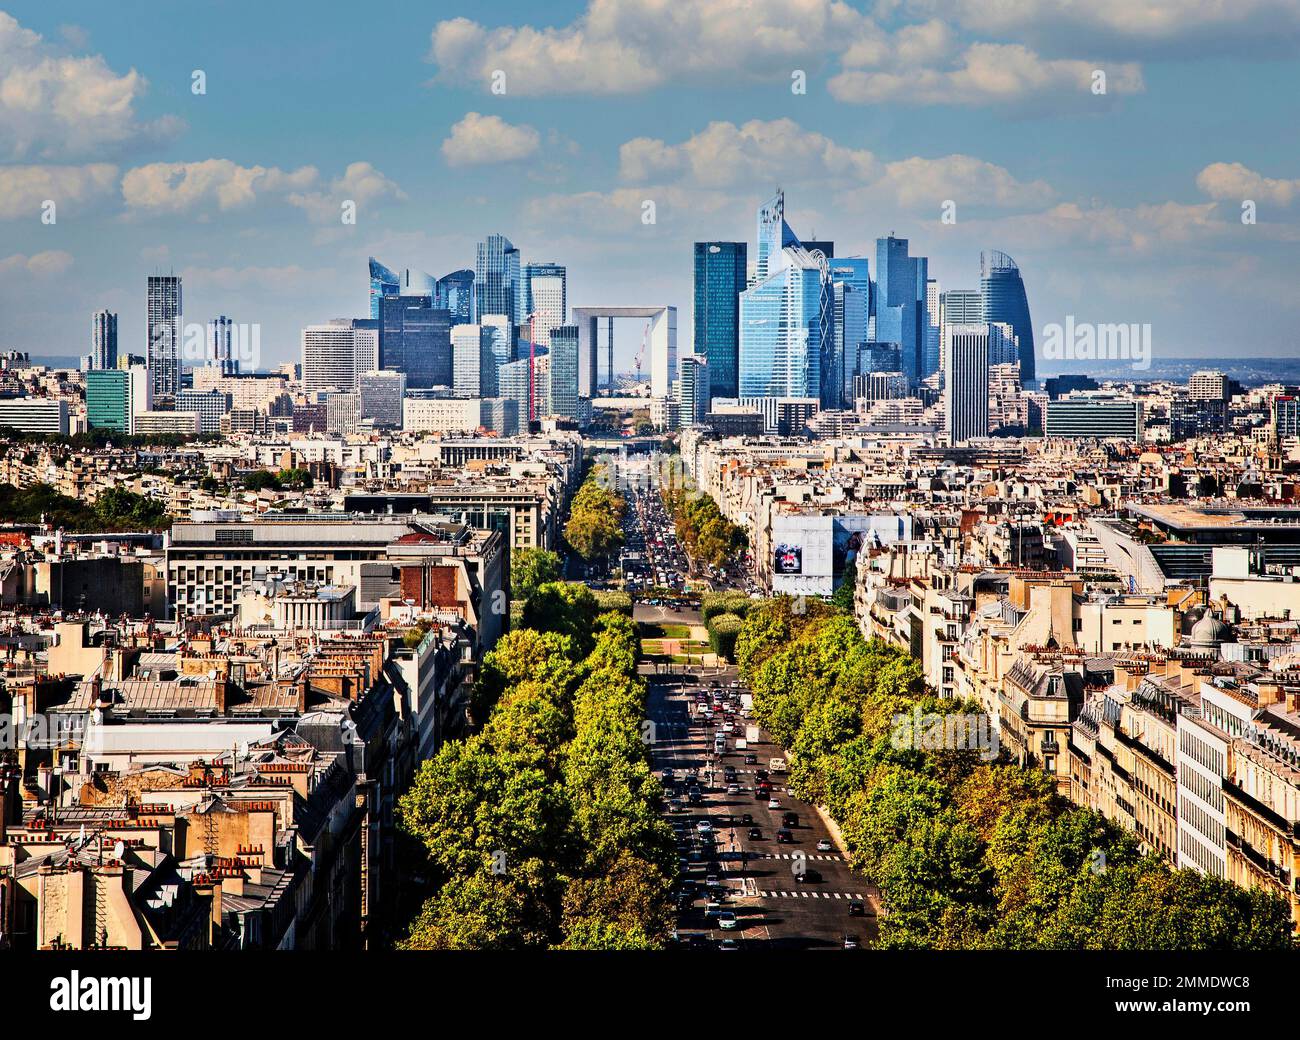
[830,258,871,408]
[436,269,475,325]
[755,190,800,282]
[475,234,520,325]
[368,257,400,320]
[91,309,118,370]
[943,324,990,446]
[146,275,182,400]
[693,241,747,399]
[379,296,452,389]
[359,369,406,429]
[451,323,500,398]
[208,316,238,375]
[547,325,581,421]
[873,237,928,386]
[521,262,567,347]
[739,248,831,404]
[981,250,1035,386]
[924,278,941,380]
[302,319,378,394]
[677,354,710,425]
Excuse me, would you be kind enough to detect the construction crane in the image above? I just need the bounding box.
[633,319,651,382]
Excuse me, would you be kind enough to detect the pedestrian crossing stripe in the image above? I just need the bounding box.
[758,891,867,900]
[762,853,842,861]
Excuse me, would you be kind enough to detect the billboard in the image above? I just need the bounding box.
[773,543,803,574]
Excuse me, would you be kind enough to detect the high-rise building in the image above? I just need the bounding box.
[981,250,1035,386]
[874,237,928,386]
[175,389,231,434]
[1189,369,1231,402]
[403,268,436,297]
[830,258,871,408]
[521,262,567,347]
[91,309,118,370]
[379,296,452,389]
[146,275,182,399]
[208,315,240,375]
[359,369,406,429]
[479,397,520,437]
[755,190,800,283]
[1274,395,1300,440]
[939,289,983,326]
[435,269,475,325]
[924,278,941,380]
[452,324,500,398]
[302,319,378,394]
[86,365,151,433]
[739,245,831,405]
[694,241,747,400]
[676,354,710,426]
[1044,394,1142,439]
[943,324,990,446]
[369,257,400,320]
[547,325,581,422]
[500,354,549,426]
[324,391,359,436]
[480,314,513,376]
[475,234,520,325]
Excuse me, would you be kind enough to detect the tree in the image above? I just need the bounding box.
[511,547,562,601]
[243,469,281,492]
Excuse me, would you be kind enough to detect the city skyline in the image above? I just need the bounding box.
[1,2,1299,372]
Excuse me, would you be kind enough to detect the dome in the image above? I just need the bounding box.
[1190,608,1231,650]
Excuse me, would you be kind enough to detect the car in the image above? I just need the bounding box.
[668,799,684,814]
[717,912,738,930]
[782,812,799,828]
[705,874,722,889]
[848,900,866,917]
[741,813,753,825]
[726,783,740,795]
[747,826,762,840]
[704,900,723,919]
[696,820,712,834]
[687,790,702,804]
[755,769,769,783]
[843,934,861,950]
[767,798,781,809]
[816,838,834,853]
[718,939,740,951]
[793,868,821,884]
[744,754,758,765]
[775,828,793,843]
[661,768,675,781]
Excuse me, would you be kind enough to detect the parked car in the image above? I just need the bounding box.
[816,838,834,852]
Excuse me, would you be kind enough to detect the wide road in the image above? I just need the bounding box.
[643,654,881,950]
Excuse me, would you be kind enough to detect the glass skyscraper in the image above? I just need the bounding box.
[755,190,800,282]
[739,248,830,404]
[475,234,520,325]
[981,250,1035,386]
[91,309,118,370]
[436,269,475,326]
[547,325,580,421]
[146,275,182,400]
[379,296,452,389]
[86,369,130,432]
[368,257,400,320]
[521,262,567,346]
[873,237,929,386]
[693,241,746,400]
[830,258,870,408]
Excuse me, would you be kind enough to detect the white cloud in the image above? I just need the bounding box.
[830,42,1143,105]
[441,112,541,167]
[0,250,74,277]
[1197,162,1300,207]
[0,12,181,159]
[121,159,318,215]
[0,163,118,220]
[288,162,407,223]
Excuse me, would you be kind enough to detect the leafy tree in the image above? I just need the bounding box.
[511,547,562,601]
[243,469,282,492]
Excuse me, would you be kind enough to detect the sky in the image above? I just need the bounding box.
[1,0,1299,373]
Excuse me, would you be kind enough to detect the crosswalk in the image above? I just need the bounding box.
[760,852,842,861]
[757,890,868,900]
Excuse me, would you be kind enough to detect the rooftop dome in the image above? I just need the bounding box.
[1190,608,1231,650]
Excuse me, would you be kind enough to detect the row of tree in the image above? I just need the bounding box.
[0,482,171,532]
[662,486,746,572]
[563,464,625,561]
[736,596,1295,949]
[397,582,676,949]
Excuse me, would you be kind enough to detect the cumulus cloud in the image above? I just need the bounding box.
[441,112,541,167]
[1197,162,1300,207]
[0,250,74,276]
[829,42,1143,106]
[0,164,118,220]
[0,12,181,159]
[287,161,407,223]
[121,159,318,215]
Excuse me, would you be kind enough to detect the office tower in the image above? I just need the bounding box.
[676,354,710,425]
[924,278,941,380]
[379,296,452,389]
[403,268,436,297]
[986,321,1019,367]
[1043,394,1142,439]
[91,309,118,370]
[943,324,990,446]
[694,241,747,399]
[755,190,802,282]
[1273,395,1300,439]
[475,233,520,325]
[981,250,1035,386]
[359,369,406,429]
[436,269,475,325]
[939,289,982,326]
[802,240,834,259]
[830,258,871,408]
[87,365,150,433]
[521,262,567,347]
[146,275,182,399]
[479,397,520,437]
[739,246,831,404]
[500,354,549,425]
[302,319,378,394]
[1189,370,1231,401]
[369,257,400,320]
[547,325,581,421]
[325,391,360,436]
[874,237,928,386]
[988,362,1027,433]
[480,314,513,376]
[208,315,240,375]
[452,323,500,398]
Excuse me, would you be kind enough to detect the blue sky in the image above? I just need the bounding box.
[1,0,1299,371]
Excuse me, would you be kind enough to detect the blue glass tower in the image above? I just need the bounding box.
[873,236,929,386]
[475,234,520,325]
[368,257,400,321]
[379,296,452,389]
[739,248,831,404]
[693,241,747,399]
[981,250,1035,386]
[436,269,475,326]
[830,258,870,408]
[756,190,801,282]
